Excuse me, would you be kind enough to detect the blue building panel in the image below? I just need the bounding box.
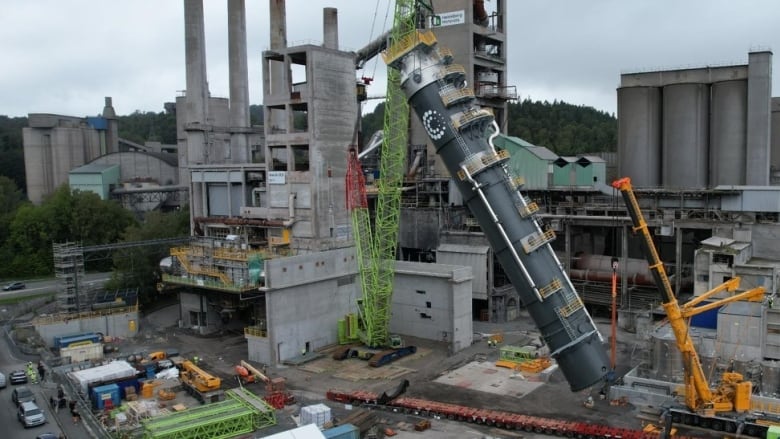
[86,117,108,130]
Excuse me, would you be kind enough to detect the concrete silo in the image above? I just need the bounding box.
[771,98,780,180]
[710,80,748,186]
[617,86,662,187]
[662,83,709,189]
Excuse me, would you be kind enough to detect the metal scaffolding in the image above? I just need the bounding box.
[53,242,86,313]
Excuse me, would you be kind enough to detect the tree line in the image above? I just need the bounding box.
[0,178,189,304]
[360,99,616,154]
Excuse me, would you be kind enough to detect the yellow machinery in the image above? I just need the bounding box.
[612,177,768,431]
[181,360,221,393]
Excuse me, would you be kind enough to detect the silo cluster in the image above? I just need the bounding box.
[618,51,773,188]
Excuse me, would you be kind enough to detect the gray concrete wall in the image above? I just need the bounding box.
[752,223,780,260]
[91,151,178,185]
[621,65,749,87]
[179,291,222,335]
[308,48,353,246]
[23,123,102,204]
[263,247,357,364]
[249,247,475,364]
[399,209,443,251]
[772,97,780,173]
[36,311,140,348]
[746,51,773,185]
[391,261,473,353]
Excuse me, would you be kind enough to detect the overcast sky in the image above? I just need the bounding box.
[1,0,777,118]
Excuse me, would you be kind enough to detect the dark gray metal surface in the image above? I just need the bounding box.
[389,34,610,391]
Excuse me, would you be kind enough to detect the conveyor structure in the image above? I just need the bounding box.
[141,388,276,439]
[382,30,610,391]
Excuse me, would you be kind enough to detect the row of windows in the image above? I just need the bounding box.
[269,145,309,171]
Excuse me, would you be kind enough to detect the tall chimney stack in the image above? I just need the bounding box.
[323,8,338,50]
[184,0,209,125]
[228,0,250,162]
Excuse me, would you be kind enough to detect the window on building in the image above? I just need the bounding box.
[292,145,310,171]
[416,290,426,295]
[189,311,207,326]
[426,301,431,308]
[269,146,288,171]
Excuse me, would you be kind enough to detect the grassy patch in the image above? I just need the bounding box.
[0,292,55,305]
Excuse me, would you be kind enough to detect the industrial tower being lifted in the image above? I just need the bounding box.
[382,28,611,390]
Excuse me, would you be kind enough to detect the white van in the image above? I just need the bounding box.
[17,401,46,428]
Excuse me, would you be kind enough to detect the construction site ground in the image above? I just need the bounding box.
[117,301,669,439]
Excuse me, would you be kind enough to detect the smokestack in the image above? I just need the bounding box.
[228,0,249,129]
[102,97,118,154]
[269,0,287,50]
[323,7,338,50]
[184,0,209,124]
[268,0,288,133]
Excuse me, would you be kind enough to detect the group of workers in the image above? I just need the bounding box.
[25,360,45,383]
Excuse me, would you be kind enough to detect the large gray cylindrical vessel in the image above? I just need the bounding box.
[386,32,610,392]
[662,83,709,189]
[617,86,662,188]
[710,80,747,186]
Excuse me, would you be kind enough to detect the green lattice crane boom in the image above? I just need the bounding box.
[349,1,432,348]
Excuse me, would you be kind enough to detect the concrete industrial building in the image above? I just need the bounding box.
[22,97,119,204]
[618,51,774,188]
[22,96,185,209]
[165,0,485,366]
[22,3,780,420]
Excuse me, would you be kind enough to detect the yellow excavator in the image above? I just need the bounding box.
[612,177,772,437]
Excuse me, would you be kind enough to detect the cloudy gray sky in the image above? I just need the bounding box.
[1,0,777,118]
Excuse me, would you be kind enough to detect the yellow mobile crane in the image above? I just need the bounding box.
[612,177,773,437]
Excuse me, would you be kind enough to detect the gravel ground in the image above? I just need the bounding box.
[116,304,660,438]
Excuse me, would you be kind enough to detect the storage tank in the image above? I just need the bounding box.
[652,327,684,382]
[710,80,747,186]
[618,87,661,187]
[662,83,709,188]
[572,254,655,286]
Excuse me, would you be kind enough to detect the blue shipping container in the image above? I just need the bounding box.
[323,423,359,439]
[91,383,121,410]
[55,332,101,349]
[690,301,719,329]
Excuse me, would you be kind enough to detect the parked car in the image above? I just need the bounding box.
[8,370,27,385]
[0,371,6,388]
[36,434,60,439]
[17,401,46,428]
[12,385,35,405]
[2,281,25,291]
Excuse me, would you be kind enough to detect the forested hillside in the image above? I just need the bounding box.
[507,99,616,155]
[361,99,616,154]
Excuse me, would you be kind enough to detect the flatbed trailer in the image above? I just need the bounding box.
[327,388,699,439]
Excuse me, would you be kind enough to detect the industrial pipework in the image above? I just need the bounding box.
[383,31,610,391]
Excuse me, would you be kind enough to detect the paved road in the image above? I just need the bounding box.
[2,312,94,438]
[1,272,112,301]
